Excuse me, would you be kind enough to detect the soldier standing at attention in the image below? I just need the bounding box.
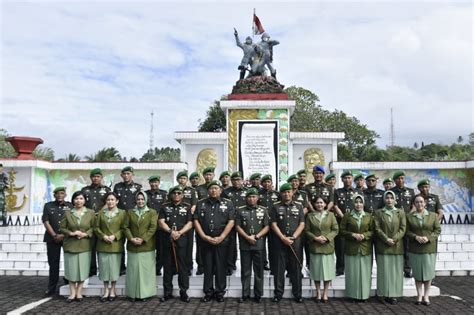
[363,174,385,213]
[145,175,167,276]
[383,178,394,191]
[219,171,232,190]
[190,172,200,190]
[42,187,73,296]
[194,180,235,303]
[82,168,111,276]
[333,170,357,276]
[196,167,215,199]
[270,183,305,303]
[235,188,269,303]
[297,169,307,191]
[189,171,204,274]
[413,179,443,221]
[324,173,337,191]
[305,166,334,211]
[249,173,262,189]
[390,170,415,278]
[354,173,365,194]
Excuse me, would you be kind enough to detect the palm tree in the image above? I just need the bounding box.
[57,153,81,162]
[85,147,122,162]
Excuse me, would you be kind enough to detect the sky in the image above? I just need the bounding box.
[1,0,472,160]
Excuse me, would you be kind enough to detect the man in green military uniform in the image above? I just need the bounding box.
[363,174,384,213]
[158,186,193,303]
[288,174,311,214]
[354,173,365,193]
[297,169,307,191]
[42,187,73,295]
[324,173,336,190]
[383,178,394,191]
[270,183,305,303]
[235,188,270,303]
[196,167,215,199]
[0,164,8,225]
[414,179,443,221]
[249,173,262,189]
[305,165,334,211]
[190,172,200,190]
[145,175,167,276]
[189,171,204,274]
[333,170,357,275]
[194,180,235,303]
[390,170,415,278]
[219,171,232,190]
[222,171,248,275]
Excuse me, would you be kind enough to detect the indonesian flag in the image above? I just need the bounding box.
[253,14,265,35]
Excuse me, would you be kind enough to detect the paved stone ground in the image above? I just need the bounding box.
[1,276,473,314]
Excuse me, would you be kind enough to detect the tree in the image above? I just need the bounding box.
[140,147,180,162]
[85,147,122,162]
[57,153,81,162]
[198,100,227,132]
[33,146,55,161]
[0,129,16,158]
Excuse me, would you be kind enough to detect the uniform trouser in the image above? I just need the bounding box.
[46,242,62,292]
[268,231,277,274]
[240,250,264,298]
[335,234,345,273]
[202,243,229,298]
[156,230,164,272]
[303,233,311,268]
[226,229,237,271]
[403,236,411,274]
[195,234,203,271]
[90,236,97,275]
[163,242,189,296]
[186,228,194,271]
[274,239,303,298]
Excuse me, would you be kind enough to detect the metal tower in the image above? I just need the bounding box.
[149,110,154,150]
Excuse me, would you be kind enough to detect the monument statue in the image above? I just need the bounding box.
[304,147,326,175]
[196,148,218,183]
[234,28,257,80]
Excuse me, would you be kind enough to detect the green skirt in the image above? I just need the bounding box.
[408,252,436,282]
[345,254,373,300]
[309,253,336,282]
[126,251,156,299]
[64,251,91,282]
[376,254,403,298]
[98,252,121,282]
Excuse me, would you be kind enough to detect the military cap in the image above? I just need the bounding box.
[392,170,406,180]
[169,185,183,194]
[246,188,259,197]
[261,174,272,182]
[148,175,160,182]
[279,183,292,192]
[296,169,306,176]
[325,173,336,181]
[176,170,188,180]
[90,168,102,176]
[121,166,134,173]
[231,171,243,179]
[219,171,231,179]
[313,165,325,173]
[383,178,394,185]
[189,172,199,179]
[287,174,298,182]
[340,170,353,178]
[249,173,261,180]
[207,180,221,189]
[202,167,215,174]
[365,174,377,180]
[53,187,66,194]
[354,173,364,181]
[417,179,430,187]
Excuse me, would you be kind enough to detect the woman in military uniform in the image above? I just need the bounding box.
[340,194,374,302]
[406,195,441,306]
[123,191,158,301]
[60,191,95,303]
[95,192,126,302]
[305,196,338,303]
[373,190,406,304]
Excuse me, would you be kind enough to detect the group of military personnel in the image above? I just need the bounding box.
[42,164,443,302]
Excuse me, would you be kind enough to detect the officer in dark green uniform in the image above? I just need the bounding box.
[194,180,235,303]
[297,169,307,191]
[363,174,384,213]
[219,171,232,190]
[333,170,357,275]
[189,171,204,274]
[354,173,365,194]
[145,175,167,276]
[42,187,73,295]
[81,168,111,276]
[383,177,394,191]
[196,167,215,199]
[270,183,305,303]
[249,173,262,189]
[325,173,336,189]
[305,165,334,211]
[235,188,269,303]
[190,172,200,190]
[414,179,443,221]
[222,171,248,275]
[158,186,193,303]
[390,170,415,278]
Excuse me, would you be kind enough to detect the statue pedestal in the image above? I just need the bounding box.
[6,136,43,160]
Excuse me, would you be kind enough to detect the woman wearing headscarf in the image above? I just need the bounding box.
[95,192,126,302]
[123,191,158,301]
[340,193,374,303]
[60,191,95,303]
[373,190,406,304]
[305,196,338,303]
[406,195,441,306]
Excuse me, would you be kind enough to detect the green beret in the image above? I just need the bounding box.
[279,183,292,192]
[90,168,102,176]
[340,170,352,178]
[287,174,298,182]
[207,180,221,189]
[354,173,364,181]
[365,174,377,180]
[121,166,134,173]
[296,169,306,176]
[219,171,231,179]
[176,170,188,180]
[168,185,183,194]
[148,175,160,182]
[417,179,430,187]
[189,172,199,179]
[249,173,261,180]
[53,187,66,194]
[392,170,405,180]
[246,188,259,197]
[231,171,243,179]
[325,173,335,181]
[202,167,215,175]
[261,174,272,182]
[383,178,394,185]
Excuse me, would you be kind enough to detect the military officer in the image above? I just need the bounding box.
[297,169,307,191]
[42,187,73,296]
[189,171,204,274]
[288,174,311,213]
[158,186,193,303]
[219,171,232,190]
[190,172,201,190]
[270,183,305,303]
[235,188,270,303]
[354,173,365,193]
[383,178,394,191]
[414,179,443,221]
[196,167,215,199]
[249,173,262,189]
[333,170,357,275]
[390,170,415,278]
[222,171,248,275]
[305,165,334,211]
[324,173,336,189]
[363,174,384,213]
[194,180,235,303]
[145,175,167,276]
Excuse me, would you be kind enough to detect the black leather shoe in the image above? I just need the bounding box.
[156,270,162,276]
[120,270,126,276]
[314,297,321,303]
[201,296,212,302]
[264,265,271,271]
[422,301,431,306]
[196,269,204,275]
[160,295,173,302]
[404,271,412,278]
[66,298,74,303]
[415,301,422,305]
[44,290,54,297]
[336,271,344,276]
[272,296,281,303]
[216,296,224,303]
[76,298,83,302]
[180,294,190,303]
[239,296,249,303]
[226,270,233,276]
[108,296,116,302]
[254,296,261,303]
[389,298,398,305]
[294,297,303,303]
[99,296,108,302]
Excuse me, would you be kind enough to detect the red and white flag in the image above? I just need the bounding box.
[253,13,265,35]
